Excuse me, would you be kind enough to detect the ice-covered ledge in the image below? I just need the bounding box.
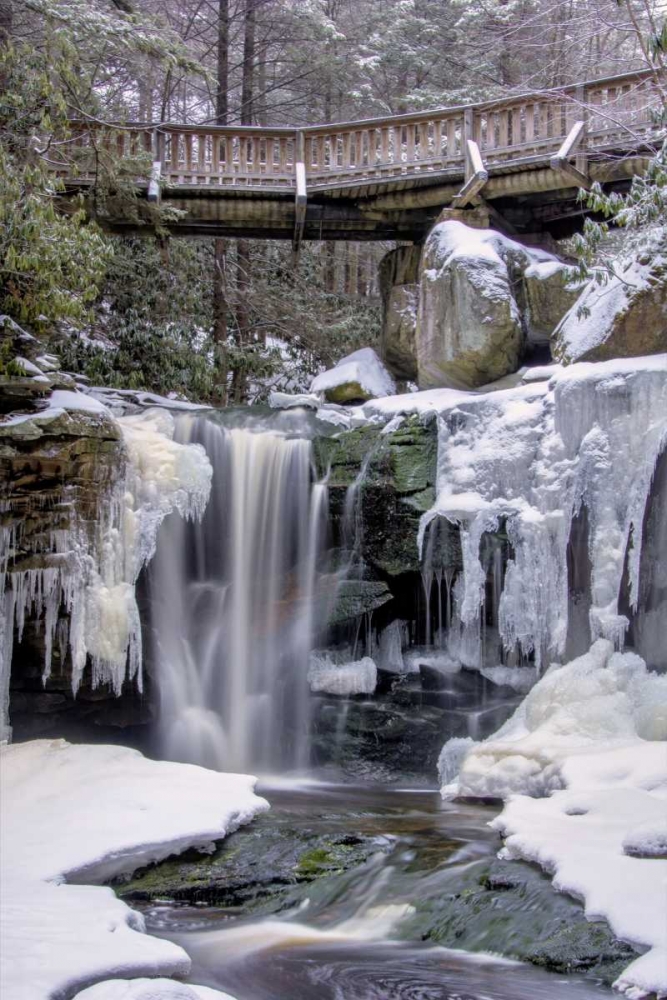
[0,739,269,1000]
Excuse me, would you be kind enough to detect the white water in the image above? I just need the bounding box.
[151,417,329,773]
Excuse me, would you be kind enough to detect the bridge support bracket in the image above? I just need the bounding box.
[452,140,488,209]
[550,120,592,190]
[293,131,307,255]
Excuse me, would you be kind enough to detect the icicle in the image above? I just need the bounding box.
[420,358,667,670]
[0,407,213,738]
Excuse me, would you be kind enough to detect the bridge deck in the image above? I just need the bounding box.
[54,69,664,242]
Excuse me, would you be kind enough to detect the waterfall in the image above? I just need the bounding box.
[150,415,328,774]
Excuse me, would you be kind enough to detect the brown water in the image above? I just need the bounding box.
[145,781,614,1000]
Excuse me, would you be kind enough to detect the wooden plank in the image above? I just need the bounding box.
[446,117,457,158]
[405,124,415,162]
[380,127,390,165]
[433,120,442,160]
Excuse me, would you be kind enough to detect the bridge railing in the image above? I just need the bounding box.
[54,69,663,192]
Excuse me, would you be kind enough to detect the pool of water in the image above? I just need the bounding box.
[144,780,614,1000]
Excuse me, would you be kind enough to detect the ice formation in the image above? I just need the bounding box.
[0,739,267,1000]
[419,355,667,668]
[377,619,409,673]
[308,653,378,696]
[0,406,212,739]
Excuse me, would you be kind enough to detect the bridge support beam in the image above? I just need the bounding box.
[452,139,488,208]
[550,120,592,191]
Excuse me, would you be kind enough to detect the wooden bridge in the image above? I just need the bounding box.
[55,69,664,246]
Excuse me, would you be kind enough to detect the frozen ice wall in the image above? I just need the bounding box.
[0,409,212,741]
[420,356,667,669]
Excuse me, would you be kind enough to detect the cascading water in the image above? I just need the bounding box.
[150,414,329,774]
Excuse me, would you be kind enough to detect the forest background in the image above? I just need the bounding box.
[0,0,664,403]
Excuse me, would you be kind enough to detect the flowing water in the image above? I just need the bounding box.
[144,782,614,1000]
[150,411,331,772]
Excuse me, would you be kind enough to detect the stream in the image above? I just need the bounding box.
[138,780,617,1000]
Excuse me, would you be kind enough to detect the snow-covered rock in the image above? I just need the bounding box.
[310,348,396,404]
[553,244,667,364]
[308,653,378,695]
[441,640,667,999]
[0,739,267,1000]
[449,639,667,799]
[416,222,560,389]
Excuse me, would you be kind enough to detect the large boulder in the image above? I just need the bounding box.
[416,222,527,389]
[415,222,579,389]
[310,347,395,404]
[552,249,667,363]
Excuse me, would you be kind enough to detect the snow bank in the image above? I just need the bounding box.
[308,653,377,695]
[450,639,667,799]
[74,982,236,1000]
[0,739,267,1000]
[444,641,667,999]
[311,348,396,400]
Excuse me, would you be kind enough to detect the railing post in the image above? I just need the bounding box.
[575,84,588,177]
[148,128,163,203]
[293,129,307,255]
[463,107,475,181]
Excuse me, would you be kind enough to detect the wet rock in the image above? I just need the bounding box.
[314,417,439,579]
[116,812,384,911]
[403,857,638,985]
[327,579,393,627]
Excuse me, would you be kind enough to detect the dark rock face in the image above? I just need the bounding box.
[379,245,422,382]
[311,669,521,783]
[314,415,440,580]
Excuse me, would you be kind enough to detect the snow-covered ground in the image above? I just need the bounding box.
[442,640,667,999]
[0,740,268,1000]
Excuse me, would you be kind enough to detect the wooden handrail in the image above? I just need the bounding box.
[55,69,663,196]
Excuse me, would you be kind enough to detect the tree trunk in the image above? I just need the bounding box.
[0,0,12,46]
[212,0,230,406]
[232,0,258,402]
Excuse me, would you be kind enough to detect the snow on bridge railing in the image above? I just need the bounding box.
[52,68,663,193]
